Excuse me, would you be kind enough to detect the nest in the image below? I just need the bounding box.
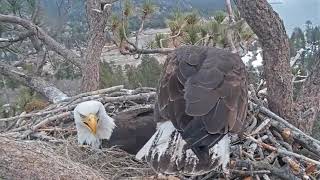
[0,85,156,140]
[53,137,155,179]
[0,85,157,179]
[1,85,320,180]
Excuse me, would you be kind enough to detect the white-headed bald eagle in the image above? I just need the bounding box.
[74,100,116,148]
[136,46,248,176]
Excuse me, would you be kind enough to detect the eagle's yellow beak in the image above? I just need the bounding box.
[84,114,98,135]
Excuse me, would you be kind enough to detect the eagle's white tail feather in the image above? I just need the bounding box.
[135,121,230,176]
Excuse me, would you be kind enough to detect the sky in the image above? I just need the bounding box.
[242,0,320,68]
[270,0,320,35]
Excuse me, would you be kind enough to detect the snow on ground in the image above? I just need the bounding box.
[241,48,263,68]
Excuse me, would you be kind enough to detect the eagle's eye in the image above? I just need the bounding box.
[83,121,89,126]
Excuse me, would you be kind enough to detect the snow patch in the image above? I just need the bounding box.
[241,49,263,67]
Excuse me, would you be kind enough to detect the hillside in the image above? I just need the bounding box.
[42,0,226,31]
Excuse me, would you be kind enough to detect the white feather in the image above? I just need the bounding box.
[74,100,116,148]
[136,121,230,176]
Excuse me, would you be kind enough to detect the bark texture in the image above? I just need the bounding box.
[0,137,105,180]
[235,0,294,121]
[81,0,112,92]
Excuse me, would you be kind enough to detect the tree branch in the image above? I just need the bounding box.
[119,21,173,55]
[0,31,34,43]
[225,0,237,52]
[135,18,145,47]
[0,62,69,103]
[290,48,305,67]
[0,14,82,68]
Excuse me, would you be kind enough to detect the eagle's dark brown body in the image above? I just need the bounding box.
[103,109,156,154]
[136,46,248,175]
[158,46,248,155]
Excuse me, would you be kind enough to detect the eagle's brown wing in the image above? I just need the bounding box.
[156,46,248,155]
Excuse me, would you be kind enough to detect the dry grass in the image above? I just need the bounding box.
[53,137,155,179]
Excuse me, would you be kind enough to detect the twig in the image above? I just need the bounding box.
[250,117,270,135]
[159,23,185,48]
[119,16,173,55]
[63,85,124,105]
[270,119,320,157]
[135,17,145,47]
[234,160,299,180]
[230,169,271,176]
[31,111,72,131]
[0,104,76,122]
[247,136,320,166]
[250,101,320,145]
[290,48,305,67]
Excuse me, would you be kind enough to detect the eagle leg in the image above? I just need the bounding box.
[191,146,210,163]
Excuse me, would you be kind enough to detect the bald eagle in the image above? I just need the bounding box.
[74,100,116,148]
[136,46,248,176]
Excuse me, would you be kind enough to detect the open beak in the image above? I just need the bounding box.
[84,115,98,135]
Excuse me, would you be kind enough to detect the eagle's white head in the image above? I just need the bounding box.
[73,100,116,148]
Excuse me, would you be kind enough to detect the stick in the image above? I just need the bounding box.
[0,91,156,123]
[270,119,320,157]
[63,85,124,105]
[0,104,76,122]
[251,118,270,135]
[247,136,320,166]
[32,111,71,131]
[230,169,271,176]
[250,101,320,145]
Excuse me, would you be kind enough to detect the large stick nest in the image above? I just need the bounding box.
[0,85,320,180]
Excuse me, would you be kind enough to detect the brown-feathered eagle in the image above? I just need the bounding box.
[136,46,248,176]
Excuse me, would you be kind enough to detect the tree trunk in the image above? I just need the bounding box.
[295,54,320,133]
[235,0,294,121]
[0,62,69,103]
[225,0,236,53]
[0,137,105,180]
[81,0,112,92]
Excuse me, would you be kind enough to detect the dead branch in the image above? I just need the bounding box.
[0,62,69,103]
[270,118,320,157]
[0,31,34,43]
[135,18,145,47]
[0,87,155,124]
[235,160,300,180]
[290,48,305,67]
[0,104,75,122]
[159,23,185,48]
[116,15,173,56]
[250,118,270,135]
[230,169,271,176]
[247,136,320,166]
[225,0,237,52]
[32,111,72,131]
[63,85,124,105]
[250,101,320,145]
[0,14,83,68]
